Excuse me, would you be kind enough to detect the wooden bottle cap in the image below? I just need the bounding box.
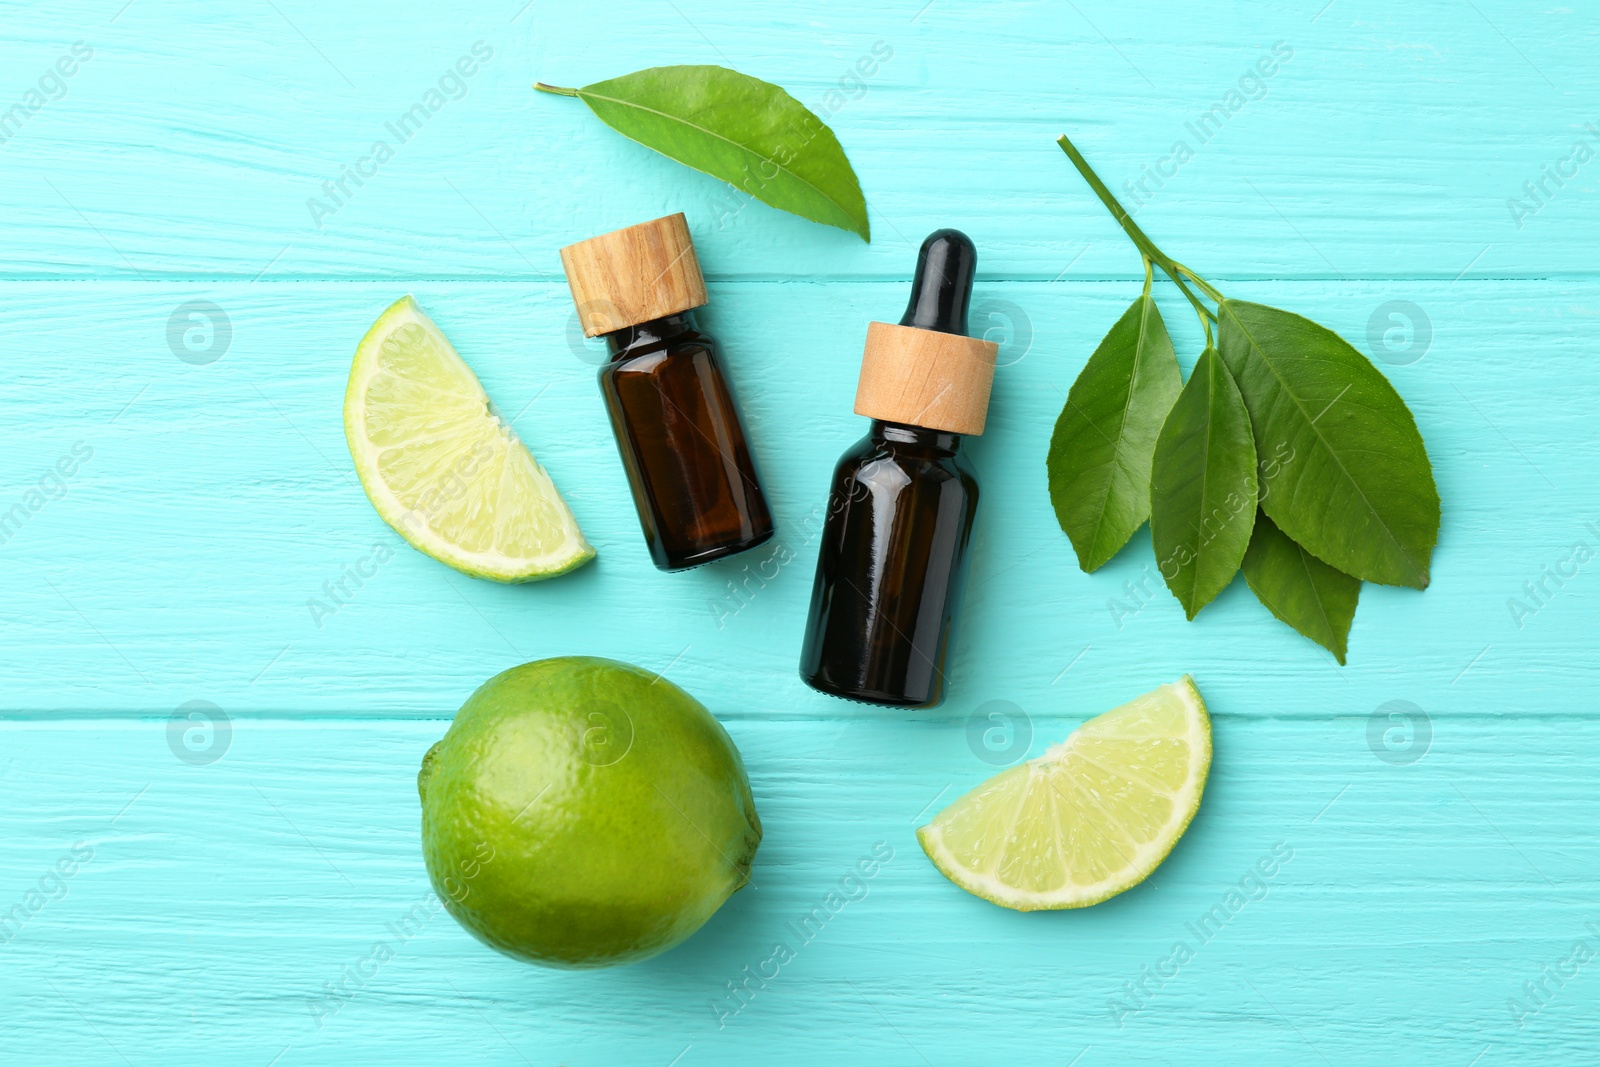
[854,321,998,436]
[559,213,709,337]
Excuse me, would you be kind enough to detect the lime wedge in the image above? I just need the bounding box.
[918,677,1211,910]
[344,296,594,582]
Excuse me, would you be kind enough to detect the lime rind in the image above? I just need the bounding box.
[917,676,1211,911]
[343,296,595,582]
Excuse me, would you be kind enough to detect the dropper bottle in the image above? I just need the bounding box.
[799,229,998,708]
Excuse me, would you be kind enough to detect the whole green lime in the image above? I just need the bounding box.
[418,656,761,968]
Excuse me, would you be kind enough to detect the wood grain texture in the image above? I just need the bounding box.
[1,717,1597,1065]
[854,321,997,435]
[0,1,1595,281]
[1,0,1597,1062]
[0,279,1593,717]
[559,213,708,335]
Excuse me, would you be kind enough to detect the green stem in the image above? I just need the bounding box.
[534,82,580,96]
[1055,133,1217,323]
[1174,262,1225,303]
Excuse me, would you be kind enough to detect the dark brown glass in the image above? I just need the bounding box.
[599,311,774,571]
[800,420,980,707]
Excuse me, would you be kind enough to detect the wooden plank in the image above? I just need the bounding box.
[0,714,1595,1065]
[0,279,1593,718]
[0,1,1594,279]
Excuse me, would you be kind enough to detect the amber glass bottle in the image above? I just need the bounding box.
[561,214,774,570]
[799,230,998,707]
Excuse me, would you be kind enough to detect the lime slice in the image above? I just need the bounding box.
[918,677,1210,911]
[344,296,594,582]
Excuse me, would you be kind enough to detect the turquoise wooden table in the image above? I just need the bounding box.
[3,0,1598,1063]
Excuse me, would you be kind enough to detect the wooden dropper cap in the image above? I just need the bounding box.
[854,229,998,436]
[560,213,710,337]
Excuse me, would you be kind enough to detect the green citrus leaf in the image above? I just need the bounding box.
[550,65,869,241]
[1150,347,1257,619]
[1241,511,1361,664]
[1048,294,1182,571]
[1217,299,1439,589]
